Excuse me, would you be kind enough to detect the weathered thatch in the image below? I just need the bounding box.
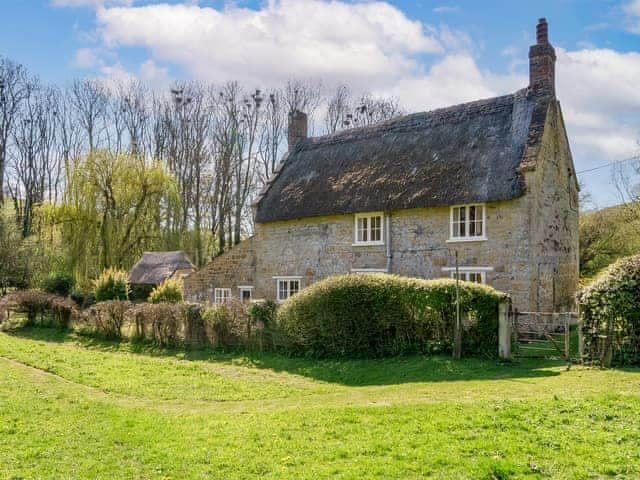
[255,89,552,223]
[128,251,195,285]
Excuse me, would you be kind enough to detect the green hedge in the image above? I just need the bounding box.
[578,254,640,366]
[277,273,508,358]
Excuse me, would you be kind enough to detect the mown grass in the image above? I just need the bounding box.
[1,327,639,479]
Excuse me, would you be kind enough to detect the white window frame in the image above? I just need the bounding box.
[353,212,384,246]
[273,276,302,303]
[447,204,487,242]
[214,288,232,304]
[441,266,493,284]
[350,268,388,273]
[238,286,253,302]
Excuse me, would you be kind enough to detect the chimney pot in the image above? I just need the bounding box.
[529,18,556,96]
[287,110,308,152]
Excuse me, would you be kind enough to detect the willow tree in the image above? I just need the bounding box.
[56,150,177,284]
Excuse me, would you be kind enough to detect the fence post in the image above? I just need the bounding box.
[577,304,584,364]
[498,301,511,360]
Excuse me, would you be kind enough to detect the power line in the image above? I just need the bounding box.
[576,154,640,175]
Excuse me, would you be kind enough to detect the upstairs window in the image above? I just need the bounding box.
[214,288,231,304]
[354,213,384,245]
[275,277,301,303]
[449,204,486,241]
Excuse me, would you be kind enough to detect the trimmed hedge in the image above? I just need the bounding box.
[277,273,508,358]
[578,254,640,366]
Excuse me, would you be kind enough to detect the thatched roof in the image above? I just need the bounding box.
[254,89,552,223]
[128,251,195,285]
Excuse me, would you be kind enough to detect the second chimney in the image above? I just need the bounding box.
[529,18,556,97]
[287,110,308,152]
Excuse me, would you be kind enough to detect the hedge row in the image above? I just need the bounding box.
[578,254,640,366]
[277,274,508,358]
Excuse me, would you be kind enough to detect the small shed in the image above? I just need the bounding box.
[128,251,196,299]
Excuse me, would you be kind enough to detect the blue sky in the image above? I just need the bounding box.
[1,0,639,206]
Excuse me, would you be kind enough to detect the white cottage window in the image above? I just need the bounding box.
[274,277,301,303]
[214,288,232,304]
[448,204,486,241]
[442,267,493,285]
[354,212,384,245]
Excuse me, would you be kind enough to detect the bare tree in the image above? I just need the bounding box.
[0,56,29,204]
[257,90,286,186]
[70,78,109,152]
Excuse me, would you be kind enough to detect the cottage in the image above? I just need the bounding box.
[129,251,196,298]
[185,19,579,313]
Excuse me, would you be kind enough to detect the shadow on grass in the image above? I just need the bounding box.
[6,326,567,387]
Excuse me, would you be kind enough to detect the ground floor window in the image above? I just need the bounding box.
[442,267,492,284]
[214,288,232,304]
[238,286,253,302]
[274,277,301,303]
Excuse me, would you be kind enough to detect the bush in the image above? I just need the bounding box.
[148,278,184,304]
[70,290,96,309]
[40,272,75,297]
[577,254,640,366]
[129,303,185,347]
[202,299,254,349]
[129,283,154,302]
[86,300,131,339]
[1,289,77,328]
[93,268,129,302]
[277,273,508,358]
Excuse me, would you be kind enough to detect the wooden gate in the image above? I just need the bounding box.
[512,310,577,360]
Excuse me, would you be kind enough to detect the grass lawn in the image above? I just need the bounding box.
[1,328,639,479]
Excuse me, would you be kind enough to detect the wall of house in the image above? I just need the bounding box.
[185,199,540,311]
[524,101,580,312]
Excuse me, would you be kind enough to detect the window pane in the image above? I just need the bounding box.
[453,207,460,223]
[279,280,288,300]
[371,216,381,241]
[290,280,299,296]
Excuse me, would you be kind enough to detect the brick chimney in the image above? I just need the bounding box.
[529,18,556,97]
[287,110,308,152]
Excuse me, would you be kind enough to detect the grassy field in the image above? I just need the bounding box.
[1,328,639,479]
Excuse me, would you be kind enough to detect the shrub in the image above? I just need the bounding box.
[277,273,508,358]
[86,300,131,339]
[93,268,129,302]
[70,290,96,309]
[577,254,640,366]
[2,289,77,328]
[202,299,253,349]
[40,272,75,297]
[129,303,184,346]
[129,283,154,302]
[148,278,184,304]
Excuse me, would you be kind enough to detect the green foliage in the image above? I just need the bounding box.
[93,268,130,302]
[277,273,508,358]
[148,278,184,304]
[129,283,154,302]
[54,151,178,285]
[578,253,640,366]
[70,290,96,309]
[580,204,640,278]
[0,207,33,292]
[40,272,75,297]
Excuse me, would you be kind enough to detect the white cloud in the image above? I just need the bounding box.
[72,47,102,69]
[95,0,442,89]
[623,0,640,33]
[433,6,460,13]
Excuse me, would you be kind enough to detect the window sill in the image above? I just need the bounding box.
[352,241,385,247]
[446,236,488,243]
